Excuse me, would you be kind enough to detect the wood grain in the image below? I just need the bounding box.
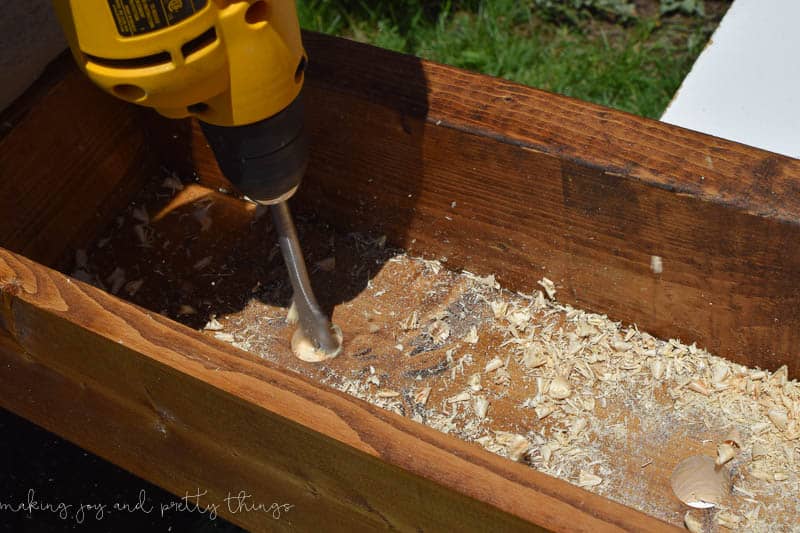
[296,33,800,376]
[0,248,675,532]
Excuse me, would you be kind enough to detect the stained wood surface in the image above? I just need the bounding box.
[298,33,800,377]
[0,55,155,266]
[161,31,800,377]
[0,247,676,532]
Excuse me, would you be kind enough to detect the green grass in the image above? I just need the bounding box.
[296,1,727,119]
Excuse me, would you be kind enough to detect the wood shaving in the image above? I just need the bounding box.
[133,224,153,247]
[473,396,489,419]
[203,316,224,331]
[341,258,798,530]
[463,325,479,344]
[315,256,336,272]
[74,249,88,269]
[578,470,603,488]
[485,357,503,373]
[123,279,143,297]
[547,376,571,400]
[537,277,556,299]
[401,310,419,331]
[683,510,704,533]
[161,174,184,193]
[132,205,149,224]
[414,386,432,406]
[467,373,482,392]
[193,256,213,270]
[106,267,125,295]
[716,442,736,466]
[177,304,196,316]
[447,391,471,403]
[650,255,663,274]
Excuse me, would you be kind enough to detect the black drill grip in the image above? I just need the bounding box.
[200,92,308,203]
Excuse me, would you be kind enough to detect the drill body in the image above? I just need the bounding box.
[52,0,309,204]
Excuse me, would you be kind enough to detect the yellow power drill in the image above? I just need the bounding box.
[52,0,341,357]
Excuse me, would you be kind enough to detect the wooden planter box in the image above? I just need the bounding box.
[1,32,798,531]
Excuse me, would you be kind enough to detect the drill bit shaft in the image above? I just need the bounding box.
[270,201,340,354]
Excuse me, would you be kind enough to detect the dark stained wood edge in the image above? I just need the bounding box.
[302,32,800,227]
[0,248,678,532]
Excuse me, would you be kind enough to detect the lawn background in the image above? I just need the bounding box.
[298,0,731,118]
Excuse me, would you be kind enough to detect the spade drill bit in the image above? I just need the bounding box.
[197,89,335,357]
[270,201,340,354]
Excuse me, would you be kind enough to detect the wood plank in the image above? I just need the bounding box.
[0,55,157,266]
[66,179,799,529]
[300,33,800,377]
[0,247,676,532]
[160,32,800,375]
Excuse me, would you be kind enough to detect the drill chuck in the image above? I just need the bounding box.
[200,92,308,204]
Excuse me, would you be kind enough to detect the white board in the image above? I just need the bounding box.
[661,0,800,159]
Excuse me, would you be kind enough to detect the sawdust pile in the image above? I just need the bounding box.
[302,254,799,531]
